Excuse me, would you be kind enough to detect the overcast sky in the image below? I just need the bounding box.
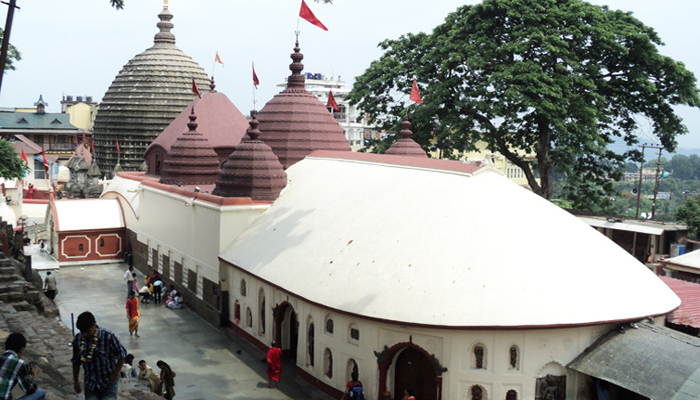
[2,0,699,150]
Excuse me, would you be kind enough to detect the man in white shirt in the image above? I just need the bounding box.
[123,266,134,299]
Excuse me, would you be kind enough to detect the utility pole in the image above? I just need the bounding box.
[0,0,19,96]
[635,144,664,219]
[651,147,664,219]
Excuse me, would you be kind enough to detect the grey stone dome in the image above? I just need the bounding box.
[92,5,210,174]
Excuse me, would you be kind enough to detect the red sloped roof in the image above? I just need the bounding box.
[660,276,700,328]
[146,90,249,156]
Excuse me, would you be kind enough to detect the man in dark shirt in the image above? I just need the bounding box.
[0,333,45,400]
[72,312,127,400]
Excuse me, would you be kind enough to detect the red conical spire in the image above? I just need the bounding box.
[256,40,350,169]
[160,107,221,185]
[213,112,287,200]
[385,118,427,158]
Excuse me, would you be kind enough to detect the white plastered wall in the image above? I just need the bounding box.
[226,267,620,400]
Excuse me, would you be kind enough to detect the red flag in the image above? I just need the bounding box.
[20,149,27,165]
[74,134,78,147]
[327,90,339,111]
[116,138,120,156]
[253,62,260,89]
[410,80,422,105]
[192,78,201,98]
[41,147,49,177]
[299,0,328,31]
[91,138,94,153]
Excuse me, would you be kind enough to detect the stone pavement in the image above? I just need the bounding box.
[43,257,335,400]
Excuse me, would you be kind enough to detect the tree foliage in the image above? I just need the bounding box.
[347,0,700,201]
[0,28,20,72]
[675,197,700,239]
[0,139,28,180]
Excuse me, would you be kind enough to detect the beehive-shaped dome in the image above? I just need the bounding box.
[385,118,427,158]
[92,4,210,174]
[256,41,350,169]
[213,113,287,201]
[160,108,220,185]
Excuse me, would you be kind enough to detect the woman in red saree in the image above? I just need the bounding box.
[126,291,140,338]
[266,341,282,388]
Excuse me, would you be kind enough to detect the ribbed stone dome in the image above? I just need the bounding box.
[213,113,287,201]
[92,5,210,175]
[256,41,350,169]
[385,118,427,158]
[160,108,220,185]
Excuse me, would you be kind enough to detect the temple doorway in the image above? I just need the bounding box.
[274,302,299,360]
[394,347,438,400]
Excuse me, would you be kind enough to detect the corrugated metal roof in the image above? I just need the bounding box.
[568,321,700,400]
[661,276,700,328]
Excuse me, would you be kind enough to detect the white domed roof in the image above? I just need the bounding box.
[220,152,680,328]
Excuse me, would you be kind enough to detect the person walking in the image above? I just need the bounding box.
[126,292,140,338]
[72,311,127,400]
[0,332,45,400]
[156,360,176,400]
[123,266,134,299]
[266,341,282,389]
[43,271,57,301]
[343,371,364,399]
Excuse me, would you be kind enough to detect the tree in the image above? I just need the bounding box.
[0,139,28,179]
[675,197,700,239]
[0,28,20,72]
[348,0,700,201]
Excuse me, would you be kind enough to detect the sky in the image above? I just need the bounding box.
[1,0,700,151]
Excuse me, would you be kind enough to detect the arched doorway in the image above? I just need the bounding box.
[377,341,445,400]
[273,301,298,360]
[394,347,438,400]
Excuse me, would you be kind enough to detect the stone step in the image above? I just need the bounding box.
[0,284,23,294]
[0,274,21,283]
[0,266,16,276]
[0,292,23,303]
[12,301,36,312]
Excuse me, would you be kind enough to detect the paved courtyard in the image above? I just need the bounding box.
[30,246,330,400]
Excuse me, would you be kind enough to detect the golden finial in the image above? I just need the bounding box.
[164,0,168,9]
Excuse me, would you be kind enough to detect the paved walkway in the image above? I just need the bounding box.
[29,246,332,400]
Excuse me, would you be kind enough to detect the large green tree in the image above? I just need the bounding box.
[0,139,28,179]
[348,0,700,202]
[675,197,700,239]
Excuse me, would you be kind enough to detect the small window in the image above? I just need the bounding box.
[234,301,241,324]
[325,318,334,334]
[509,345,520,370]
[349,324,360,343]
[307,321,315,367]
[240,279,247,296]
[99,238,105,247]
[78,244,84,252]
[506,390,517,400]
[324,348,333,378]
[259,290,266,335]
[471,385,484,400]
[246,307,253,328]
[472,344,487,369]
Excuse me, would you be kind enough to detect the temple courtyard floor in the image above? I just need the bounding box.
[27,245,332,400]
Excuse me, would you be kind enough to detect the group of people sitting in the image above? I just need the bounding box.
[136,270,184,309]
[121,354,177,399]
